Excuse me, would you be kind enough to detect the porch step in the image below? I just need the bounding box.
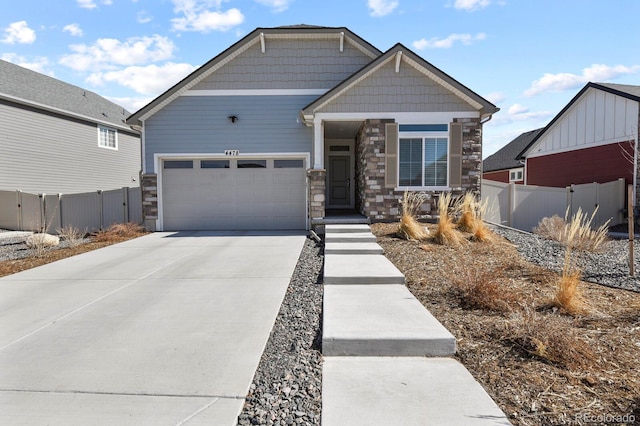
[322,357,511,426]
[324,242,384,255]
[325,224,372,234]
[324,254,404,285]
[323,284,456,356]
[324,233,376,244]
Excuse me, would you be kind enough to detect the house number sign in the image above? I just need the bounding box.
[225,150,240,156]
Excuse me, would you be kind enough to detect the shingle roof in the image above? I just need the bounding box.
[0,59,132,130]
[483,128,544,172]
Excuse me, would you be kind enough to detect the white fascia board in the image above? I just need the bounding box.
[314,111,479,123]
[182,89,328,96]
[0,93,132,132]
[140,120,146,175]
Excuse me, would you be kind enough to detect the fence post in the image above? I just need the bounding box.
[123,187,129,223]
[628,184,635,277]
[39,193,46,233]
[16,190,23,231]
[58,193,64,230]
[98,190,104,230]
[508,182,515,227]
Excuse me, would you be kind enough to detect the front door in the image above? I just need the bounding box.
[328,156,351,207]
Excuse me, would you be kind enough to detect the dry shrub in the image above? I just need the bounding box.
[454,192,495,243]
[398,191,429,241]
[93,222,145,242]
[432,193,464,246]
[506,308,596,370]
[534,207,610,252]
[552,249,586,315]
[451,266,518,312]
[56,226,86,248]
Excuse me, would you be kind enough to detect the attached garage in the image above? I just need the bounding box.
[160,157,307,231]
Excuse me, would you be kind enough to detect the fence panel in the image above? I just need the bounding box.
[20,193,43,232]
[128,187,143,225]
[590,178,624,226]
[481,181,510,226]
[512,185,567,232]
[44,194,62,232]
[0,191,20,230]
[60,192,102,232]
[102,189,126,228]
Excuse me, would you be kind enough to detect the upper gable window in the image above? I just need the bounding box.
[98,126,117,150]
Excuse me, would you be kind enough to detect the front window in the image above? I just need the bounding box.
[98,126,117,149]
[398,126,448,187]
[509,168,524,182]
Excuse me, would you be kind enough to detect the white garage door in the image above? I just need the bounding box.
[161,158,307,231]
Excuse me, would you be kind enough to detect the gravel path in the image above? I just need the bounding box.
[492,225,640,293]
[237,237,324,426]
[0,231,89,261]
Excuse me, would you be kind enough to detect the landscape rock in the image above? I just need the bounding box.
[25,233,60,248]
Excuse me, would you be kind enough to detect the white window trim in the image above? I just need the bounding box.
[509,167,524,182]
[98,125,118,150]
[397,130,450,190]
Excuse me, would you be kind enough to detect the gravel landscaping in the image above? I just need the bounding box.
[238,237,324,426]
[492,225,640,293]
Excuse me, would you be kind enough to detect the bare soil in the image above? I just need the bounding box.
[371,222,640,426]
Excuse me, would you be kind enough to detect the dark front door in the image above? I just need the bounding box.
[328,156,351,207]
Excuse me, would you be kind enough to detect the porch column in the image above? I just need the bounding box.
[313,117,324,169]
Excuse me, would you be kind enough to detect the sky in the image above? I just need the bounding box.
[3,0,640,158]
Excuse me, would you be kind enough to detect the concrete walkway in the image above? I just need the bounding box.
[0,231,306,426]
[321,224,511,425]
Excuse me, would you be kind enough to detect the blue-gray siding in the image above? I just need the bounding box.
[191,39,373,91]
[0,101,141,194]
[144,95,315,172]
[318,60,477,113]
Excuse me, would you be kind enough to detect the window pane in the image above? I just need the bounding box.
[329,146,350,152]
[424,138,448,186]
[201,160,229,169]
[99,127,116,148]
[164,160,193,169]
[274,159,304,168]
[238,160,266,168]
[399,138,423,186]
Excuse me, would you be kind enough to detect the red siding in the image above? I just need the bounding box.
[483,170,509,183]
[526,142,634,188]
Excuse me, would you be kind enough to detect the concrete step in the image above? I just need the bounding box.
[324,254,404,285]
[325,224,372,234]
[322,357,511,426]
[322,284,456,356]
[324,233,376,243]
[324,242,384,255]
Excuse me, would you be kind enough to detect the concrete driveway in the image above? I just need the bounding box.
[0,231,306,426]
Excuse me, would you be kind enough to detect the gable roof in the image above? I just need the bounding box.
[301,43,499,119]
[517,81,640,159]
[0,59,132,131]
[483,128,543,172]
[126,26,382,127]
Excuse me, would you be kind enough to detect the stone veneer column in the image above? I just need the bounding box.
[141,173,158,232]
[457,117,483,197]
[307,169,326,223]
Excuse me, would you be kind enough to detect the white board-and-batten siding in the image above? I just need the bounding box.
[144,95,315,172]
[0,101,140,194]
[191,39,373,91]
[527,88,639,158]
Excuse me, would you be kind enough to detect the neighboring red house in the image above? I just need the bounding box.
[484,82,639,205]
[482,128,543,184]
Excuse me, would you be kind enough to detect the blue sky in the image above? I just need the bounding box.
[3,0,640,157]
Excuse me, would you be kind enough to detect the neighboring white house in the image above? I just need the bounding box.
[0,59,141,194]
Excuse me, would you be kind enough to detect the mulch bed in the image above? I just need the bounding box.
[371,222,640,426]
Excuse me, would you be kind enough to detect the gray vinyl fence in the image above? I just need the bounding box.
[0,187,142,233]
[481,178,626,232]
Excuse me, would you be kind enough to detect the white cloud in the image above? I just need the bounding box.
[59,35,176,71]
[77,0,112,8]
[484,92,505,104]
[107,96,154,114]
[368,0,399,17]
[171,0,244,32]
[254,0,292,12]
[490,103,553,125]
[453,0,490,11]
[1,21,36,45]
[412,33,485,49]
[137,11,153,23]
[87,62,197,95]
[524,64,640,97]
[63,23,83,37]
[1,53,52,75]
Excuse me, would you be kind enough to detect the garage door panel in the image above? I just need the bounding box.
[162,158,306,231]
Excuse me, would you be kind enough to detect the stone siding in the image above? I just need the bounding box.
[307,169,326,221]
[141,173,158,232]
[355,117,483,221]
